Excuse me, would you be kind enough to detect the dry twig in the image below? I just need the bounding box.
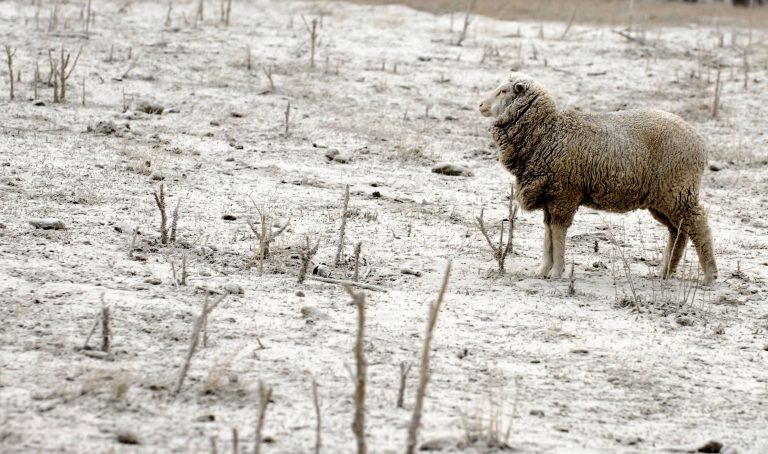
[406,262,451,453]
[335,185,350,265]
[346,286,367,454]
[173,294,227,394]
[476,185,518,273]
[255,381,273,454]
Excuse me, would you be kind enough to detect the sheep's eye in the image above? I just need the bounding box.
[498,89,508,95]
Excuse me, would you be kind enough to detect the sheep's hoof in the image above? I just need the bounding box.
[536,265,552,278]
[548,267,564,280]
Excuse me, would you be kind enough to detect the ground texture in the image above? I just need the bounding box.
[1,1,767,453]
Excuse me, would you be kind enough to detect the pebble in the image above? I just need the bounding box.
[29,218,66,230]
[697,440,723,453]
[325,149,352,163]
[224,283,244,295]
[401,268,422,277]
[431,163,473,177]
[150,171,165,181]
[144,277,162,285]
[116,431,140,445]
[300,305,327,320]
[295,290,305,297]
[221,214,237,221]
[708,160,728,172]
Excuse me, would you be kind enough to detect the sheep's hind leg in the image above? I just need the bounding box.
[649,208,687,278]
[536,210,553,278]
[682,204,718,284]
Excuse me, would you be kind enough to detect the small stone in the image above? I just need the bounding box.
[401,268,422,277]
[697,440,724,453]
[116,431,140,445]
[150,171,165,181]
[300,305,327,320]
[372,191,382,198]
[32,99,45,106]
[224,283,244,295]
[554,425,570,433]
[114,223,138,234]
[616,435,642,446]
[29,218,66,230]
[312,265,331,278]
[0,222,5,228]
[225,157,235,162]
[295,291,305,297]
[221,214,237,221]
[325,149,352,163]
[136,100,164,115]
[144,277,162,285]
[210,120,221,126]
[230,112,244,118]
[431,163,473,177]
[709,160,728,172]
[570,348,589,355]
[194,414,215,422]
[529,409,545,417]
[676,316,694,327]
[763,344,768,351]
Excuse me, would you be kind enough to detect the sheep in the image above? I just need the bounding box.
[478,73,718,284]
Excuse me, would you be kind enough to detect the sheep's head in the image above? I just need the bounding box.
[479,74,552,126]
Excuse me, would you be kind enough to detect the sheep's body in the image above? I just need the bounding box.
[479,74,717,283]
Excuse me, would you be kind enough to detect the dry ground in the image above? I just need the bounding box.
[1,0,768,453]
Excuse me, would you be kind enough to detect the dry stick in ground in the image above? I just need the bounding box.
[262,66,274,92]
[81,75,86,106]
[455,0,475,46]
[128,230,137,258]
[284,101,291,136]
[246,209,290,265]
[254,381,273,454]
[560,1,580,40]
[180,254,188,285]
[298,235,320,284]
[406,261,451,454]
[568,261,576,295]
[312,379,322,454]
[85,0,92,35]
[301,16,318,68]
[153,184,181,245]
[232,428,238,454]
[335,184,350,265]
[476,185,518,273]
[101,304,111,352]
[164,2,173,27]
[397,362,412,408]
[57,45,83,103]
[603,221,641,312]
[33,60,39,100]
[712,66,722,119]
[353,242,362,281]
[4,46,15,101]
[173,294,227,395]
[195,0,204,24]
[346,286,367,454]
[222,0,232,25]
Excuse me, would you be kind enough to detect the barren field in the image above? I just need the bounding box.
[1,1,768,453]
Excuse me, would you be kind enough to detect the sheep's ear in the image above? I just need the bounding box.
[514,83,525,95]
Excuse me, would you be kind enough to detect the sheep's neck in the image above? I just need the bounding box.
[494,107,560,180]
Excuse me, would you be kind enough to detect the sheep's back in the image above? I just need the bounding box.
[562,109,707,212]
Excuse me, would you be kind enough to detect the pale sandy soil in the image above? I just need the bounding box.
[1,1,767,453]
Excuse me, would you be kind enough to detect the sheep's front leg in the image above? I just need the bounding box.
[537,210,553,277]
[547,202,578,279]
